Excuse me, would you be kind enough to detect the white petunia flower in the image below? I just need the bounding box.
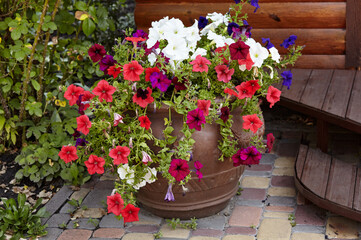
[185,20,201,44]
[148,53,157,66]
[117,164,135,185]
[248,42,269,68]
[190,48,207,59]
[163,18,186,40]
[269,47,280,63]
[207,12,228,27]
[162,37,189,61]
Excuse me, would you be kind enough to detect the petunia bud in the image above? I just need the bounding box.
[141,151,152,164]
[112,139,116,148]
[164,183,175,202]
[129,137,133,148]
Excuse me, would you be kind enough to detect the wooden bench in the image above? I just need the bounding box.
[134,0,361,221]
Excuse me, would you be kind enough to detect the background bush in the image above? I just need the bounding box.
[0,0,135,185]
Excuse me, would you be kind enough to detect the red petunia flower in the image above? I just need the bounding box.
[242,114,263,134]
[76,115,92,135]
[88,44,106,62]
[123,61,144,81]
[266,133,275,153]
[238,53,254,71]
[64,84,84,106]
[139,115,151,130]
[84,154,105,175]
[190,55,211,73]
[92,80,116,103]
[132,87,154,108]
[224,88,238,97]
[125,36,146,48]
[109,146,131,165]
[107,193,124,216]
[108,65,122,79]
[171,77,187,91]
[145,67,160,82]
[120,204,140,224]
[168,159,190,182]
[215,45,229,64]
[82,91,95,110]
[266,85,281,108]
[197,100,211,116]
[58,145,78,163]
[215,65,234,83]
[229,40,250,60]
[244,80,261,95]
[235,82,253,99]
[220,106,230,123]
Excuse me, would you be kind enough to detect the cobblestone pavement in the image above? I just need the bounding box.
[39,107,361,240]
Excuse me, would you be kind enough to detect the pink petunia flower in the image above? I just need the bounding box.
[64,84,84,106]
[92,80,116,103]
[215,65,234,83]
[266,86,281,108]
[186,108,206,131]
[190,55,211,73]
[123,61,144,81]
[242,114,263,134]
[197,100,211,116]
[76,115,91,135]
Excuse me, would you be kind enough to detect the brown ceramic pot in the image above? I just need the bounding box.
[136,105,264,219]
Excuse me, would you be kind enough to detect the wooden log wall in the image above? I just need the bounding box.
[134,0,356,69]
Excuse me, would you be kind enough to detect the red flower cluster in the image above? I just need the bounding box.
[109,146,131,165]
[64,84,84,106]
[107,193,140,224]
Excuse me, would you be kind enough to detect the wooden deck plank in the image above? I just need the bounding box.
[325,158,357,208]
[281,69,312,102]
[296,145,308,179]
[322,69,356,118]
[300,69,334,110]
[300,147,331,198]
[346,71,361,124]
[353,168,361,211]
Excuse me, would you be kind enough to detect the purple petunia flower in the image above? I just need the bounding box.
[250,0,260,13]
[241,20,252,38]
[198,16,208,29]
[281,70,293,89]
[133,29,148,39]
[261,38,274,49]
[99,55,117,74]
[186,108,206,131]
[149,72,172,92]
[227,22,240,36]
[280,35,297,49]
[240,146,262,165]
[164,183,175,202]
[75,138,89,148]
[234,0,241,3]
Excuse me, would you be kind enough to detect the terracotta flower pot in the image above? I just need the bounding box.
[136,105,264,219]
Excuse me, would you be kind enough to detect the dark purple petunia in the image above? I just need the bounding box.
[76,95,85,115]
[280,35,297,49]
[75,138,89,148]
[164,183,175,201]
[168,159,190,182]
[227,22,240,36]
[220,106,230,123]
[240,146,262,165]
[261,38,274,49]
[198,16,208,29]
[229,40,250,60]
[186,108,206,131]
[250,0,260,13]
[72,130,81,140]
[149,72,172,92]
[234,0,241,3]
[133,29,148,39]
[281,70,293,89]
[88,44,106,63]
[241,20,252,38]
[99,55,117,74]
[172,77,187,91]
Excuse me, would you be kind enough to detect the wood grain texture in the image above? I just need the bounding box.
[346,0,361,67]
[252,29,345,55]
[325,158,357,208]
[293,55,345,69]
[346,71,361,124]
[300,69,333,109]
[353,168,361,211]
[134,3,346,29]
[281,69,312,102]
[295,144,308,179]
[321,69,356,117]
[300,147,331,198]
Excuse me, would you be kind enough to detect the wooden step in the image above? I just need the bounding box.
[295,144,361,222]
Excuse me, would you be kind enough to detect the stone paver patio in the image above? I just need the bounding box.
[39,108,361,240]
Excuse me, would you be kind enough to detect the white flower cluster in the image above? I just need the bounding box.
[117,164,157,190]
[146,12,280,71]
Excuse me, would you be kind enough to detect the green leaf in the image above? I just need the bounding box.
[10,131,16,145]
[54,10,75,34]
[47,22,57,30]
[14,50,26,61]
[31,80,40,91]
[51,109,62,122]
[28,165,38,174]
[75,1,88,11]
[82,18,95,36]
[0,21,7,31]
[15,169,23,180]
[0,115,5,132]
[10,29,21,40]
[17,194,26,207]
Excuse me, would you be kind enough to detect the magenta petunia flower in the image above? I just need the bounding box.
[266,133,275,153]
[186,108,206,131]
[240,146,262,165]
[229,40,250,60]
[99,55,117,74]
[168,159,190,182]
[220,106,230,123]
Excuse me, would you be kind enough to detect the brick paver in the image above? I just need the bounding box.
[241,176,270,188]
[326,216,360,239]
[223,235,255,240]
[229,206,262,227]
[257,219,292,240]
[92,228,125,238]
[57,229,92,240]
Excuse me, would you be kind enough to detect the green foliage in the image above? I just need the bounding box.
[60,162,91,186]
[288,213,296,227]
[166,217,198,230]
[0,0,135,185]
[0,194,48,239]
[153,231,163,239]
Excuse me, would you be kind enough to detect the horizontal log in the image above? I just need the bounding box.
[293,55,345,69]
[135,2,346,29]
[252,29,345,55]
